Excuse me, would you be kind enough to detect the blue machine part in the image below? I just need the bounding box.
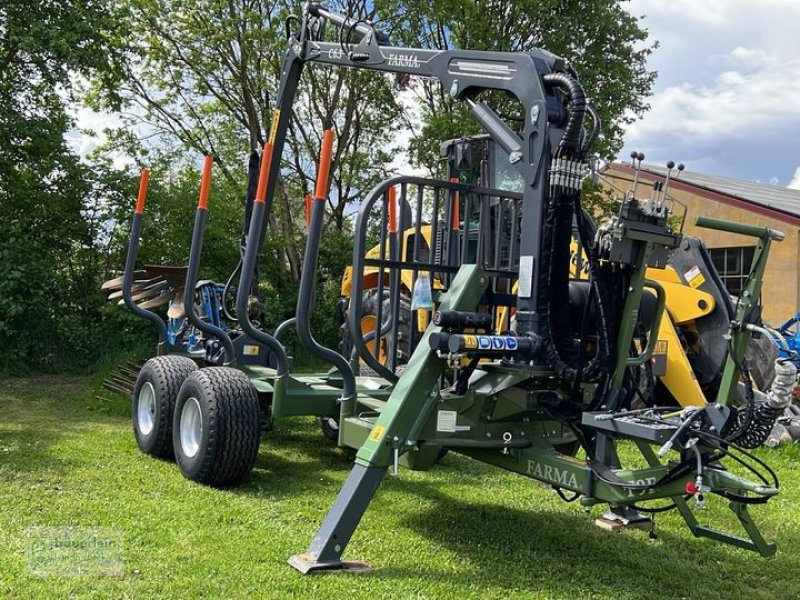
[167,283,232,351]
[775,313,800,368]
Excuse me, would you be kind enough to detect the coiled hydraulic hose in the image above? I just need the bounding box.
[728,358,796,449]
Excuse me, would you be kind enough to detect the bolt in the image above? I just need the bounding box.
[450,79,459,97]
[530,105,540,125]
[509,151,523,164]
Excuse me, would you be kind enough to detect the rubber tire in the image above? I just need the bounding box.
[132,356,198,459]
[173,367,260,487]
[745,326,779,391]
[339,289,412,372]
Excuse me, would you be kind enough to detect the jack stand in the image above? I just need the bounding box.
[595,505,653,532]
[288,464,387,573]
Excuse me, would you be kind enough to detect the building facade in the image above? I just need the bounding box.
[604,163,800,325]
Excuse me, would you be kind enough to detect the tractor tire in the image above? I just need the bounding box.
[173,367,261,487]
[132,355,198,459]
[745,327,779,391]
[340,288,413,374]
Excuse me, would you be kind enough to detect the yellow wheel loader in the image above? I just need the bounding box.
[339,135,777,409]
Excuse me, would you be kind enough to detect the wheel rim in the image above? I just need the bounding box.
[137,382,157,436]
[180,397,203,458]
[322,417,339,431]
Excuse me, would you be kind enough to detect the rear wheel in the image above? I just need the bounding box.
[132,356,197,459]
[173,367,260,487]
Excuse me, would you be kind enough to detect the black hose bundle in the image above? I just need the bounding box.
[543,73,587,155]
[540,159,581,379]
[574,204,618,376]
[534,71,625,387]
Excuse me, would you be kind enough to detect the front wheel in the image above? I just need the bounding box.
[173,367,261,487]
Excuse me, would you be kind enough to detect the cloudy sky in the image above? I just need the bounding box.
[70,1,800,189]
[622,0,800,188]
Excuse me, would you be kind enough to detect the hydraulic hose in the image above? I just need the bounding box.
[543,72,587,155]
[581,101,601,155]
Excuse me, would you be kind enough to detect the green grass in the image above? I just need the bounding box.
[1,376,799,599]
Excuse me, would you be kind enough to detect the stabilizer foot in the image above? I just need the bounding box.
[288,554,371,574]
[595,506,653,532]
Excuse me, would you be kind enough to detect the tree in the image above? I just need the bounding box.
[0,0,129,370]
[98,0,404,283]
[375,0,657,169]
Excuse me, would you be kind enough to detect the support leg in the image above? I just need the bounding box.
[288,465,387,573]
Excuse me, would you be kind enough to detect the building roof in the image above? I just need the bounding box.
[643,164,800,217]
[607,162,800,227]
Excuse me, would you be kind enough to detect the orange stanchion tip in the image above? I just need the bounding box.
[255,142,274,204]
[388,186,397,233]
[135,169,150,214]
[198,156,213,209]
[305,193,312,228]
[314,129,335,201]
[450,177,460,230]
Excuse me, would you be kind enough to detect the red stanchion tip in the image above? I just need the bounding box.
[135,169,150,214]
[198,156,213,209]
[255,142,274,204]
[314,129,335,201]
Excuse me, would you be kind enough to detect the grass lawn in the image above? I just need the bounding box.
[1,375,799,599]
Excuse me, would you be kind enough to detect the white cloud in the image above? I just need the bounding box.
[65,104,134,170]
[387,82,426,177]
[622,1,800,185]
[789,167,800,190]
[626,54,800,144]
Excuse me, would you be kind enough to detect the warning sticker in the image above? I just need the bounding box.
[684,265,706,289]
[519,255,534,297]
[243,344,259,356]
[463,335,478,349]
[369,425,385,442]
[437,410,458,433]
[268,109,281,144]
[689,273,706,288]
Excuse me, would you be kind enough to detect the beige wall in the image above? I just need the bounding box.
[604,169,799,325]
